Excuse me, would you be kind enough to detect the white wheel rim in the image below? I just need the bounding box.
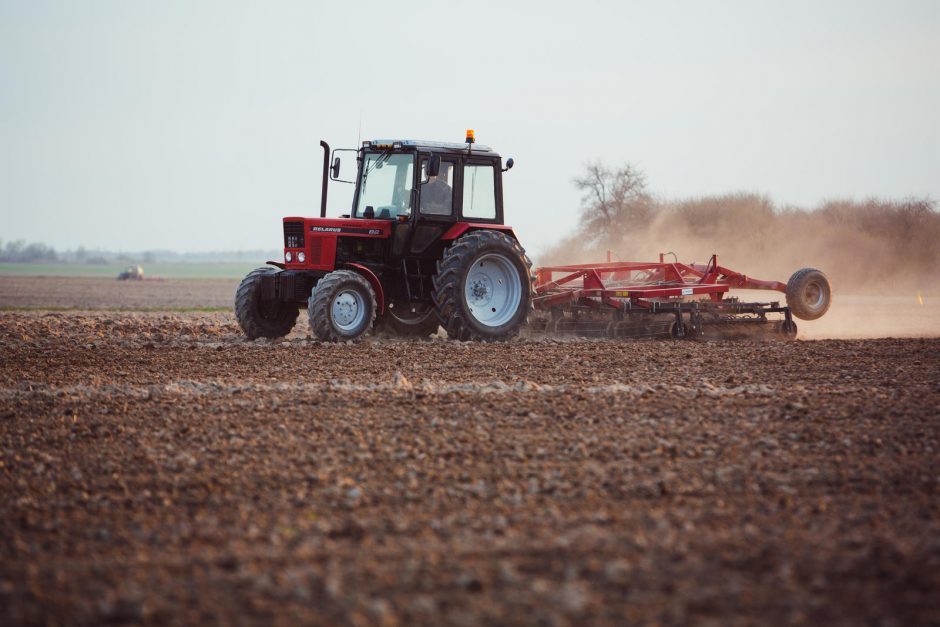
[804,282,824,309]
[464,253,522,327]
[331,289,365,330]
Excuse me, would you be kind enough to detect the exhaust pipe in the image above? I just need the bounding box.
[319,140,330,218]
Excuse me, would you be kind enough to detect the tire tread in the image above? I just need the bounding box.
[234,267,299,339]
[307,269,377,342]
[431,230,535,342]
[785,267,831,321]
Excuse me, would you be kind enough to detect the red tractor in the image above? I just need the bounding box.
[235,131,534,342]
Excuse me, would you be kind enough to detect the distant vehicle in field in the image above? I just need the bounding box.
[117,265,144,280]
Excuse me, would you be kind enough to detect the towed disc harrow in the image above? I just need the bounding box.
[531,254,831,340]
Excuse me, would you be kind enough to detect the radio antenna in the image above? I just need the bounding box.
[356,111,362,147]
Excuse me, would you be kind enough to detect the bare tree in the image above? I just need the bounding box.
[573,162,653,245]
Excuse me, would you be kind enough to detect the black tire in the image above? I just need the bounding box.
[307,269,377,342]
[432,230,534,341]
[234,267,299,339]
[786,268,831,321]
[378,303,440,337]
[780,318,798,339]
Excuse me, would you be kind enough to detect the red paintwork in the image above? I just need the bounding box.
[283,218,517,272]
[282,216,392,272]
[440,222,517,241]
[344,262,385,316]
[534,254,789,311]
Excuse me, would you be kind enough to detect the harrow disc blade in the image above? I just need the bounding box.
[606,318,673,339]
[549,317,609,337]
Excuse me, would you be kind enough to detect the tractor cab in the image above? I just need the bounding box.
[236,131,532,344]
[337,136,513,266]
[345,135,509,226]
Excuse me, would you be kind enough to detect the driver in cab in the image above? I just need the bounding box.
[421,161,453,216]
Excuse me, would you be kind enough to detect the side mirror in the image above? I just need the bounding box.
[502,157,514,172]
[427,154,441,177]
[330,149,358,183]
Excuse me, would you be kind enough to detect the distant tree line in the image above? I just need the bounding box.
[0,240,59,263]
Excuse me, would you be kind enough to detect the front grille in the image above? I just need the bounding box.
[309,237,323,265]
[283,221,304,249]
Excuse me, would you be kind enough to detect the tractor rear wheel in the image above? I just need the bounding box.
[432,230,534,341]
[786,268,831,320]
[307,269,377,342]
[235,267,299,339]
[378,303,440,337]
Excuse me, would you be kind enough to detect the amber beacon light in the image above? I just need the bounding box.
[465,129,475,144]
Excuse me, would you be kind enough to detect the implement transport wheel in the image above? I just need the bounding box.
[786,268,831,321]
[234,267,299,339]
[308,270,377,342]
[432,230,535,341]
[378,303,440,337]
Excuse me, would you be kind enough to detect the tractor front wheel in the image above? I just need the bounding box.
[234,267,299,339]
[307,270,377,342]
[432,230,534,341]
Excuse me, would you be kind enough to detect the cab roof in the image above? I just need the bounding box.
[364,139,497,156]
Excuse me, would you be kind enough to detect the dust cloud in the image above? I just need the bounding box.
[541,194,940,338]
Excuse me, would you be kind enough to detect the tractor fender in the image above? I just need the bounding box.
[342,262,385,315]
[440,222,518,241]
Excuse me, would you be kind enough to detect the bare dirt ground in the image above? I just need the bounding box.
[0,276,237,310]
[1,277,939,624]
[1,307,939,626]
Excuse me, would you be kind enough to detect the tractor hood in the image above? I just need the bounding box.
[281,216,391,271]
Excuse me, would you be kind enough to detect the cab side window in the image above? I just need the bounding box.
[419,159,455,216]
[462,164,496,220]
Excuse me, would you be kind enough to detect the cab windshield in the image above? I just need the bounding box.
[355,152,415,219]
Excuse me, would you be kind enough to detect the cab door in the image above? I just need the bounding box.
[408,155,459,255]
[459,158,501,224]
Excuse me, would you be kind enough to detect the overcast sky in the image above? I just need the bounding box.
[1,0,938,256]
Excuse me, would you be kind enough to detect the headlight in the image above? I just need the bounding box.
[285,251,293,262]
[297,252,306,263]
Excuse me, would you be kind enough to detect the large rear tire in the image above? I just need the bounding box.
[307,269,377,342]
[786,268,831,321]
[378,303,440,337]
[432,230,534,341]
[235,267,299,339]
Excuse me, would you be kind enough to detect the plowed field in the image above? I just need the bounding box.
[1,277,939,625]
